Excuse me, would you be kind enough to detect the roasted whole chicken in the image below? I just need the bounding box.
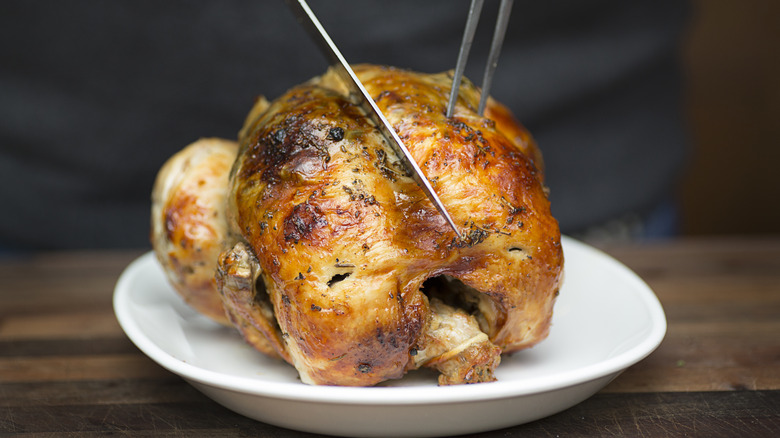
[151,64,563,386]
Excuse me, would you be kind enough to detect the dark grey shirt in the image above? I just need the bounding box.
[0,0,688,249]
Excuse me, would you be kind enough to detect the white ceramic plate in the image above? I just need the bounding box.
[114,236,665,437]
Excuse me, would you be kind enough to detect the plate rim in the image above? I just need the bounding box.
[114,236,666,406]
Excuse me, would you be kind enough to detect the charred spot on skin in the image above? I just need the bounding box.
[244,109,335,182]
[283,202,328,244]
[295,272,305,281]
[357,363,372,374]
[311,304,322,311]
[328,127,345,141]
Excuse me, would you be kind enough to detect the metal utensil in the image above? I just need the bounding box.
[285,0,461,237]
[446,0,514,117]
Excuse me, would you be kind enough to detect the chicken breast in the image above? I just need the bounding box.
[217,64,563,386]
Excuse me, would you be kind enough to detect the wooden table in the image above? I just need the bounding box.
[2,237,779,436]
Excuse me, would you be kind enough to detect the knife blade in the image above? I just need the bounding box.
[284,0,461,238]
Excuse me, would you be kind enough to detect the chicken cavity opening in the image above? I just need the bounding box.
[421,275,490,334]
[415,274,501,384]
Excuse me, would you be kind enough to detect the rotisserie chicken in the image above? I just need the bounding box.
[151,64,564,386]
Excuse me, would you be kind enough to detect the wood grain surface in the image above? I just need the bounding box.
[1,237,779,436]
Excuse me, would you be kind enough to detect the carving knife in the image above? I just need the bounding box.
[285,0,462,238]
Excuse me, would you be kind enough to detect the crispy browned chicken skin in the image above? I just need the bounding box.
[151,137,237,326]
[152,64,563,386]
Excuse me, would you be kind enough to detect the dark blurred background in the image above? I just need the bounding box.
[680,0,780,236]
[0,0,776,250]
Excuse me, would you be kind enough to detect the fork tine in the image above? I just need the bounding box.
[478,0,514,115]
[446,0,485,118]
